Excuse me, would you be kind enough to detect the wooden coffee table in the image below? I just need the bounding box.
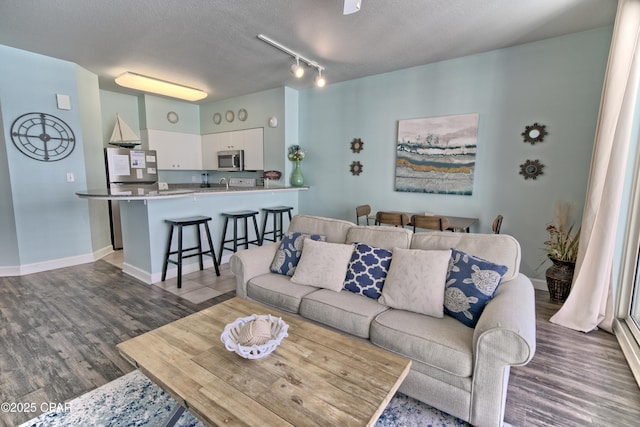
[117,297,411,426]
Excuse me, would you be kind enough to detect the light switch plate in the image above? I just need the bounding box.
[56,94,71,110]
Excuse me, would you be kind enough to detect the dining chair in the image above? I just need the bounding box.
[492,214,504,234]
[375,211,408,227]
[355,204,375,225]
[411,214,450,232]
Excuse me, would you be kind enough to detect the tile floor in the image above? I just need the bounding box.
[101,251,236,304]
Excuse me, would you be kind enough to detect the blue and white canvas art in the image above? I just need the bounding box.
[395,113,479,195]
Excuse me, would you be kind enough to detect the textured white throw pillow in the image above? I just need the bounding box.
[378,248,452,318]
[290,239,355,292]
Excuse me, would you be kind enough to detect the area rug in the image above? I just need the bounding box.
[20,370,476,427]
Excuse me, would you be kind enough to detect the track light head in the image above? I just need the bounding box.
[314,71,326,88]
[290,58,305,78]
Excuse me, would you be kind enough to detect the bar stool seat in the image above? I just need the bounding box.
[162,215,220,289]
[260,206,294,244]
[218,210,261,264]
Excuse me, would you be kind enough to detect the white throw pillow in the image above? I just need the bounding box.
[378,248,452,318]
[290,239,355,292]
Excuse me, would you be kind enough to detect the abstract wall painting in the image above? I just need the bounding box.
[395,113,478,195]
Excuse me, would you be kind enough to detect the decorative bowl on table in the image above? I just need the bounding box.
[263,170,282,180]
[220,314,289,359]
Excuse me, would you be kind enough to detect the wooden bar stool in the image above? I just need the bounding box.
[218,210,261,264]
[161,216,220,289]
[260,206,294,244]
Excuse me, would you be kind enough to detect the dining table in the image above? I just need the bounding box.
[379,211,479,233]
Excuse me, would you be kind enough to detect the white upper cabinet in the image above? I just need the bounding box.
[143,129,202,170]
[201,128,264,171]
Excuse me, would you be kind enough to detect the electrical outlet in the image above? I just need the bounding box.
[66,172,75,182]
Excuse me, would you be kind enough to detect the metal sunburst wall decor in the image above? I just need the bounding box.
[350,138,364,153]
[521,122,547,145]
[350,161,363,176]
[519,159,544,180]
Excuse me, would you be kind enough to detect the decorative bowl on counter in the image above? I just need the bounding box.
[263,170,282,180]
[220,314,288,359]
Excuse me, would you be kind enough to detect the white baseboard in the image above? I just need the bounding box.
[0,245,113,277]
[124,255,231,285]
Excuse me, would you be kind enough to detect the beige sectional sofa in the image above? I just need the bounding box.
[230,215,536,427]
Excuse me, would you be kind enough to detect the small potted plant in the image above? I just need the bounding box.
[542,201,581,303]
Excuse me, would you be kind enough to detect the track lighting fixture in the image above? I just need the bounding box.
[257,34,326,88]
[314,70,326,88]
[290,57,305,78]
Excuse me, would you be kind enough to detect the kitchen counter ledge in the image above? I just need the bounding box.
[76,185,308,200]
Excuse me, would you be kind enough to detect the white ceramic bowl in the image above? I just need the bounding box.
[220,314,289,359]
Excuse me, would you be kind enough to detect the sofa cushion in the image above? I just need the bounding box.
[344,243,393,299]
[270,232,326,276]
[371,308,474,378]
[378,248,451,318]
[444,249,508,328]
[345,226,413,250]
[410,232,520,281]
[246,273,318,313]
[291,240,354,291]
[300,289,389,338]
[288,215,355,243]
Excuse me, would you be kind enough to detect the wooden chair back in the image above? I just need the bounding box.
[375,211,408,227]
[355,205,372,225]
[411,215,449,232]
[492,214,504,234]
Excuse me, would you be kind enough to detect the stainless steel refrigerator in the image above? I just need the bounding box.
[105,147,158,249]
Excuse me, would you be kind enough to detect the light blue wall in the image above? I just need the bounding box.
[0,45,93,266]
[0,103,19,265]
[297,27,612,279]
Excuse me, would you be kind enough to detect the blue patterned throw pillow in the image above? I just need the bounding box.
[444,249,508,328]
[343,243,393,299]
[270,232,326,276]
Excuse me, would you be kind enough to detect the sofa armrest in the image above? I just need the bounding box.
[469,273,536,427]
[229,243,279,298]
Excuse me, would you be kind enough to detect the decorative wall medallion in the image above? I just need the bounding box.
[225,110,235,122]
[521,122,547,145]
[167,111,179,123]
[350,138,364,153]
[519,159,544,180]
[350,161,363,176]
[238,108,248,121]
[213,113,222,124]
[10,112,76,162]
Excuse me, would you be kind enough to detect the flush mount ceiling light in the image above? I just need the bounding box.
[343,0,362,15]
[258,34,326,88]
[114,72,208,102]
[290,57,305,79]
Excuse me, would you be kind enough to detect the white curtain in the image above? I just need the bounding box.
[550,0,640,333]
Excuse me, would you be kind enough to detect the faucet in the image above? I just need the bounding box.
[219,177,229,190]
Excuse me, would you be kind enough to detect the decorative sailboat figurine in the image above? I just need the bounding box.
[109,113,140,148]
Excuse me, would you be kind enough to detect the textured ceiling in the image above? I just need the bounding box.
[0,0,617,103]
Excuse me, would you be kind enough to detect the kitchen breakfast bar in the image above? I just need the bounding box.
[76,185,307,285]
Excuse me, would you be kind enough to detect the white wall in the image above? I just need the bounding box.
[297,27,613,280]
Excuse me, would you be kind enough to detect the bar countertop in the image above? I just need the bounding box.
[76,184,308,200]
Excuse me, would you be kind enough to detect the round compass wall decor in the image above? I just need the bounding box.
[11,112,76,162]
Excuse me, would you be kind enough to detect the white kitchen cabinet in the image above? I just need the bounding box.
[201,128,264,170]
[144,129,202,170]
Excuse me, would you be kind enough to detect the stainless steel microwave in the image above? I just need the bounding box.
[217,150,244,171]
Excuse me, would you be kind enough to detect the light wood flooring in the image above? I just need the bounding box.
[0,259,639,426]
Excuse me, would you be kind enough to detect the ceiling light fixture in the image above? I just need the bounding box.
[314,69,326,88]
[290,57,305,78]
[114,71,208,102]
[343,0,362,15]
[257,34,326,88]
